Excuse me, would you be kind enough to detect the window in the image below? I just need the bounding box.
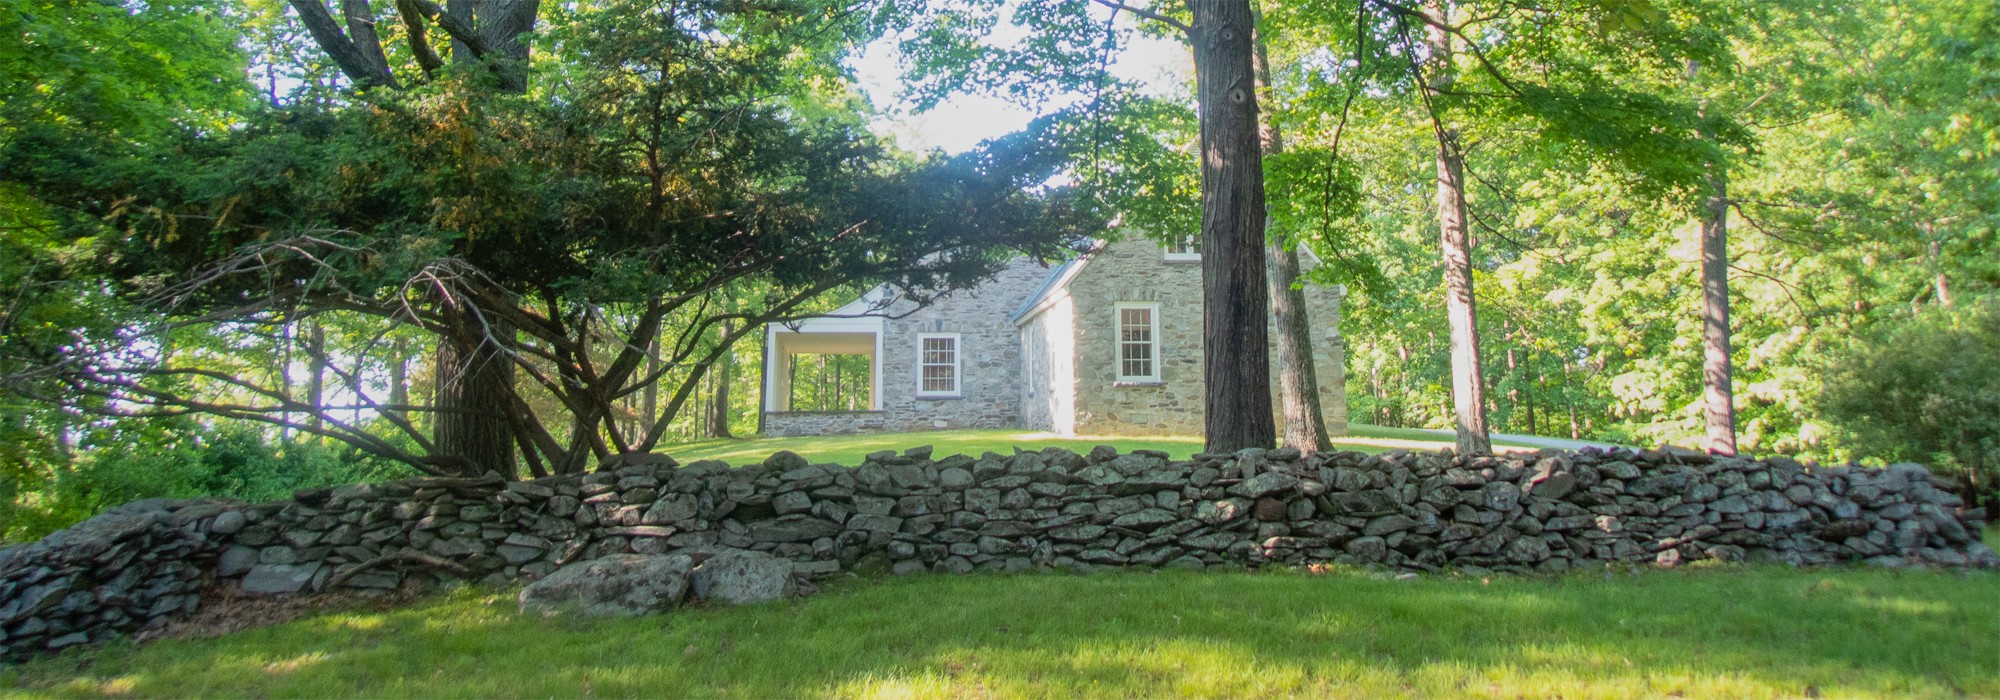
[1114,303,1160,382]
[917,333,960,396]
[1163,233,1200,261]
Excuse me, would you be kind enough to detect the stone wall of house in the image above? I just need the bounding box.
[762,411,889,438]
[5,445,1993,662]
[874,257,1053,433]
[1018,294,1075,434]
[1050,239,1348,437]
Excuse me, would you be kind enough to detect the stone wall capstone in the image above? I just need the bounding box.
[2,446,1993,662]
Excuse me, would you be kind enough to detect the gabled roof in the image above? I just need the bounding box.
[1010,244,1100,324]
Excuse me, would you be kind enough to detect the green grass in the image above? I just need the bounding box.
[5,566,1995,698]
[661,425,1548,467]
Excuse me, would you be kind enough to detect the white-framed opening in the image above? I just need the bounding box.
[1113,302,1161,383]
[1162,233,1200,262]
[916,332,962,397]
[764,313,883,412]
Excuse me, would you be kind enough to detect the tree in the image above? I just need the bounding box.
[2,0,1101,477]
[1254,13,1333,451]
[889,0,1276,451]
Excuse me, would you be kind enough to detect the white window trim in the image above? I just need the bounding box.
[916,332,962,397]
[1112,302,1162,383]
[1162,234,1200,262]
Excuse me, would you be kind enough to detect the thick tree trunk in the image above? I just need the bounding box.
[1425,0,1492,456]
[433,306,517,477]
[1701,168,1737,455]
[1186,0,1275,454]
[1253,20,1332,452]
[1436,136,1491,455]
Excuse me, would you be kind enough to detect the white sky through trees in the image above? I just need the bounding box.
[847,16,1192,154]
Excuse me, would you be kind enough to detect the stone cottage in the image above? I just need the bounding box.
[759,238,1348,437]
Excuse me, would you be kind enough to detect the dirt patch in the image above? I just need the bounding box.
[135,584,426,643]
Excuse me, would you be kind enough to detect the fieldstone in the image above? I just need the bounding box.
[749,516,842,543]
[1530,472,1578,500]
[846,514,904,533]
[938,468,975,491]
[1363,514,1419,537]
[519,554,693,617]
[773,491,813,515]
[1344,536,1387,561]
[241,563,322,595]
[688,550,797,605]
[1110,509,1178,531]
[216,545,259,577]
[209,510,248,535]
[1229,471,1300,499]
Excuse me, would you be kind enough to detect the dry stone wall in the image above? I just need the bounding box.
[3,445,1994,662]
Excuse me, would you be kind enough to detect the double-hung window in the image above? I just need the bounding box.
[1162,233,1200,261]
[1114,303,1161,382]
[917,333,961,396]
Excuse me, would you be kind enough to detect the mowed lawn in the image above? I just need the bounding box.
[5,566,1996,699]
[660,425,1552,466]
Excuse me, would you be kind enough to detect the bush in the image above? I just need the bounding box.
[2,418,416,544]
[1818,297,2000,510]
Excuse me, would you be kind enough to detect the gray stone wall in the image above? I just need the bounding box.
[4,446,1993,662]
[763,411,888,438]
[1046,239,1349,437]
[875,257,1052,433]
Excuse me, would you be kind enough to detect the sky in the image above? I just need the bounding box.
[845,10,1193,154]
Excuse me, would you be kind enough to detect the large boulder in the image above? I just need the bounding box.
[688,549,797,605]
[518,554,693,617]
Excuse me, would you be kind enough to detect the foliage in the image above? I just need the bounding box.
[1,418,414,544]
[1,1,1106,478]
[5,567,1996,697]
[1819,297,2000,508]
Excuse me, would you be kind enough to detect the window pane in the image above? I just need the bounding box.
[920,336,957,392]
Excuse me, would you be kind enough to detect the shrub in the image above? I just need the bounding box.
[1818,297,2000,510]
[2,418,416,544]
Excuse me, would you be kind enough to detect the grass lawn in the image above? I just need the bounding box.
[661,425,1549,467]
[4,566,1995,698]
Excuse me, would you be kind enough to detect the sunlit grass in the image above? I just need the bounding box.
[5,566,1994,699]
[660,425,1548,467]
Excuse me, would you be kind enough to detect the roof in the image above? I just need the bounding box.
[1009,245,1100,324]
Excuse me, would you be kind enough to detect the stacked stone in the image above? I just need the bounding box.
[4,443,1994,663]
[0,498,237,663]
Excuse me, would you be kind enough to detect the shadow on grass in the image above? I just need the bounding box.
[7,566,1997,698]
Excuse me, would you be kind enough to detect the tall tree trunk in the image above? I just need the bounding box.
[305,322,326,432]
[433,306,517,477]
[1700,167,1737,455]
[388,336,408,411]
[1253,18,1332,452]
[707,337,733,438]
[1926,230,1952,307]
[641,333,659,439]
[1425,0,1492,455]
[1186,0,1275,453]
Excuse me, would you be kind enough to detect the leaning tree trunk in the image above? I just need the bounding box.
[1425,0,1492,456]
[1187,0,1275,454]
[1253,18,1332,452]
[1700,166,1737,455]
[433,306,518,477]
